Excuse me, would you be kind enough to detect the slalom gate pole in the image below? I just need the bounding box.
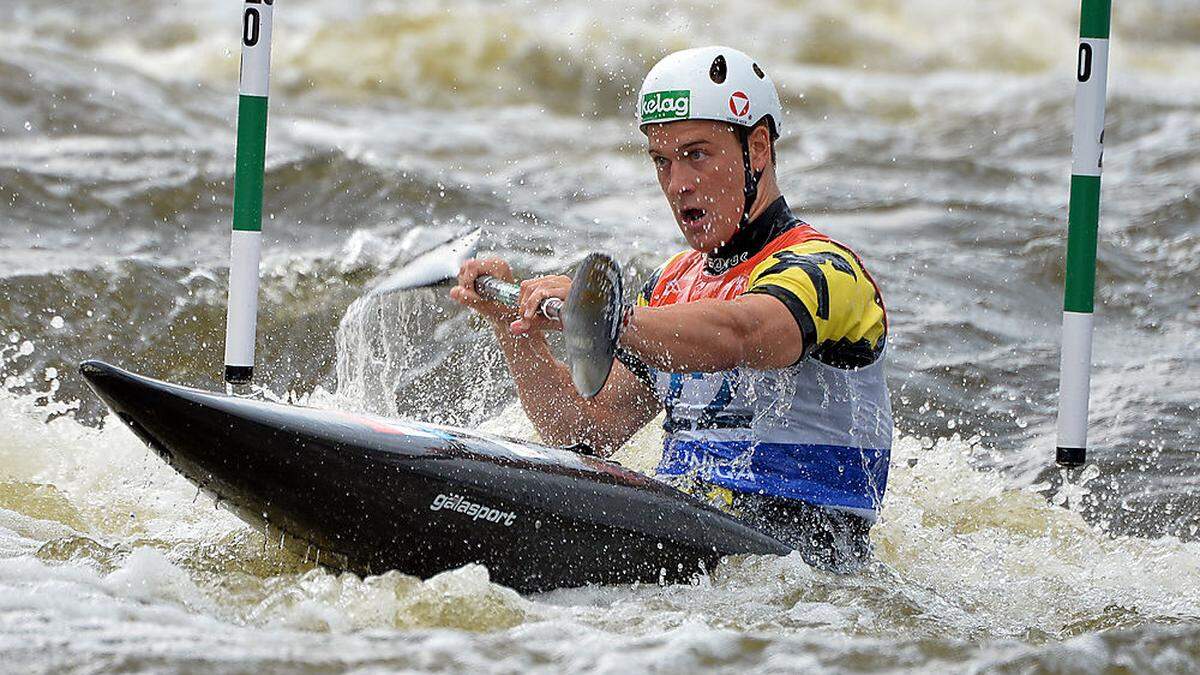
[223,0,275,385]
[1056,0,1112,468]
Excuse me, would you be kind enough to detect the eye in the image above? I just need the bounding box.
[652,155,669,168]
[683,149,707,161]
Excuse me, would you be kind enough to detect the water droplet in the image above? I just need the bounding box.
[44,367,58,381]
[50,316,64,329]
[23,121,32,131]
[18,340,33,356]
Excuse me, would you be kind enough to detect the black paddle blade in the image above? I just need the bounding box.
[563,253,623,398]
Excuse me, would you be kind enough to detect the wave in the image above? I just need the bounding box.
[1,378,1198,650]
[5,0,1198,118]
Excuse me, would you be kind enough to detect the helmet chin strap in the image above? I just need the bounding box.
[736,126,765,227]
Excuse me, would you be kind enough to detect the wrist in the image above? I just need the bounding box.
[491,321,548,348]
[620,303,635,335]
[617,304,639,349]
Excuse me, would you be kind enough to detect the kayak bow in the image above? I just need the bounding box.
[80,360,788,593]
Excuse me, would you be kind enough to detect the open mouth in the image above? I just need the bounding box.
[680,207,707,225]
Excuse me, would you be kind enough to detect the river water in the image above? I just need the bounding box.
[1,0,1198,672]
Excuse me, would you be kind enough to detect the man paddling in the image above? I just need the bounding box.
[451,46,891,572]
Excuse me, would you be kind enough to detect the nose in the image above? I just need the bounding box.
[667,161,700,198]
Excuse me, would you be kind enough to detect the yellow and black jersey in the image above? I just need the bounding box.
[743,238,886,368]
[635,198,887,369]
[623,198,893,518]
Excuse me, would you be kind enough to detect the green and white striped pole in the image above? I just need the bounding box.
[1056,0,1111,468]
[223,0,275,385]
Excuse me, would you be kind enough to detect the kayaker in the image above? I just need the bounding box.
[451,46,891,572]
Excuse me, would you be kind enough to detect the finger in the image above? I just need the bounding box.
[517,278,536,315]
[525,287,552,320]
[518,279,540,319]
[521,287,538,319]
[457,258,474,286]
[461,261,486,303]
[535,280,571,319]
[450,285,479,308]
[486,258,513,283]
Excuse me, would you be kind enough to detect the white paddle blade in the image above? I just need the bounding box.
[371,228,482,297]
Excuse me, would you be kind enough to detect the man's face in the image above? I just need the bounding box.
[646,120,745,253]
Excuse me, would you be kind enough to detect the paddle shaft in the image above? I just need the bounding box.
[475,276,562,320]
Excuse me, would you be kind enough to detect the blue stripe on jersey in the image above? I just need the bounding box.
[656,438,890,513]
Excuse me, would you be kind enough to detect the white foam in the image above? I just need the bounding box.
[0,345,1197,668]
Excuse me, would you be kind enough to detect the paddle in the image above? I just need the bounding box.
[370,227,483,296]
[369,229,625,398]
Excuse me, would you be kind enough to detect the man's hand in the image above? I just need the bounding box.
[512,275,571,335]
[450,260,571,337]
[450,258,518,326]
[454,259,660,452]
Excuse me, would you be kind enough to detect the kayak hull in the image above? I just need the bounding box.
[80,360,788,593]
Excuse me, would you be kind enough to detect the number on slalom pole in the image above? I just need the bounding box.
[243,8,260,47]
[242,0,272,48]
[1077,43,1092,82]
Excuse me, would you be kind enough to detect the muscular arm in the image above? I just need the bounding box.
[620,293,803,372]
[492,326,661,456]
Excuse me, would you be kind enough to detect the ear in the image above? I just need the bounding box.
[748,124,772,173]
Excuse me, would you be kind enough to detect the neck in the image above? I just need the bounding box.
[744,181,782,223]
[704,195,795,275]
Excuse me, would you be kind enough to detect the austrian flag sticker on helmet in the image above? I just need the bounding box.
[729,90,750,117]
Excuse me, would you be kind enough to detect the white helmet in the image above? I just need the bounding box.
[637,46,782,138]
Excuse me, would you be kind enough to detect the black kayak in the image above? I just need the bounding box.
[80,360,789,593]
